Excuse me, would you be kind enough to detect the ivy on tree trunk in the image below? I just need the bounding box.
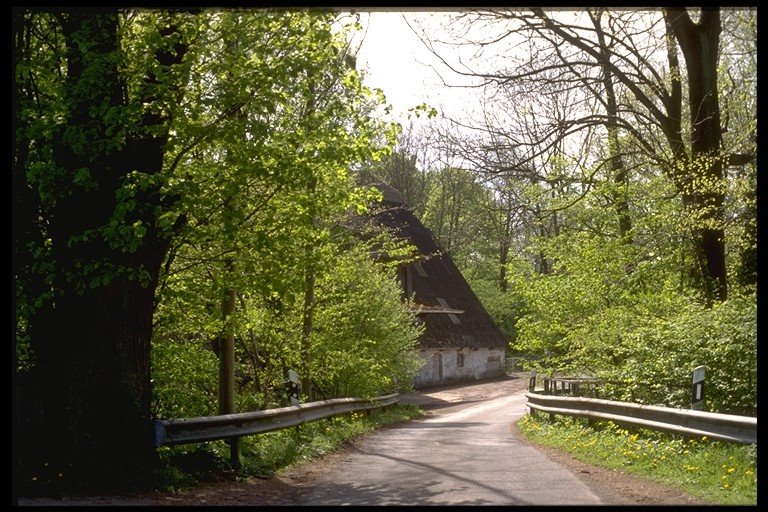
[17,10,189,486]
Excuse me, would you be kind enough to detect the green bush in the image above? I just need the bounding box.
[151,339,219,419]
[600,293,756,413]
[511,232,756,414]
[310,248,424,398]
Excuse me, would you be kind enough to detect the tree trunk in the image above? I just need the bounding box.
[21,11,188,486]
[591,10,633,244]
[13,10,54,496]
[498,208,512,291]
[218,31,242,466]
[218,284,238,467]
[301,258,315,401]
[665,7,727,303]
[39,260,166,484]
[300,176,318,401]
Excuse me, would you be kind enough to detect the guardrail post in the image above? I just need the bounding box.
[529,370,537,392]
[543,378,550,395]
[691,365,705,411]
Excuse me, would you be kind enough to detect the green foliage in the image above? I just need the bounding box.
[510,229,756,413]
[15,7,421,458]
[463,274,522,345]
[518,415,756,505]
[421,166,491,263]
[152,234,424,416]
[142,9,424,418]
[151,339,219,419]
[601,293,757,414]
[309,246,424,398]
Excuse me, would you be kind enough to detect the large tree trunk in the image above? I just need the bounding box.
[13,10,50,499]
[665,7,727,303]
[38,256,167,483]
[21,11,188,486]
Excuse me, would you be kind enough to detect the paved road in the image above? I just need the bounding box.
[298,390,607,506]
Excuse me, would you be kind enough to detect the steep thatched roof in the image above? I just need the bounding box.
[366,181,508,350]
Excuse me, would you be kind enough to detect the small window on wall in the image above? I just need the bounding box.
[457,351,465,368]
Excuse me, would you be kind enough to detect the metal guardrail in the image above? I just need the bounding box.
[525,392,756,444]
[541,377,602,397]
[155,393,400,447]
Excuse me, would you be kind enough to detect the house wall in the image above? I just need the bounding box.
[413,347,506,388]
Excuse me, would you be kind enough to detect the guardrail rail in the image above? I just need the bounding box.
[525,392,756,444]
[155,393,399,447]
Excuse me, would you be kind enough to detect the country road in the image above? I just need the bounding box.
[16,374,707,506]
[298,390,606,505]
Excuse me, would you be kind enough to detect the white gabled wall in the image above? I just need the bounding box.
[413,347,506,388]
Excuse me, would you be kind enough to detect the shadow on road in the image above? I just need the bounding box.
[303,444,534,506]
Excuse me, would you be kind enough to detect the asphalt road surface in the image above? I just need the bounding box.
[298,390,607,506]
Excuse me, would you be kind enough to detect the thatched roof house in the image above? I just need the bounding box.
[364,177,508,387]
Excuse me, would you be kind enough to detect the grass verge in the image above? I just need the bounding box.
[517,413,756,505]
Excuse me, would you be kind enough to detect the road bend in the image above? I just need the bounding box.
[298,390,607,506]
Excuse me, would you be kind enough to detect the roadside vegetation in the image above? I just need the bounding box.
[154,405,424,491]
[518,415,757,505]
[23,404,423,496]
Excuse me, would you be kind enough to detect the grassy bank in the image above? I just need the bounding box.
[517,414,756,505]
